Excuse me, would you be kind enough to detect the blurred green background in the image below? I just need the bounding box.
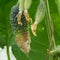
[0,0,60,60]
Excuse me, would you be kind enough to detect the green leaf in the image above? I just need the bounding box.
[0,0,16,47]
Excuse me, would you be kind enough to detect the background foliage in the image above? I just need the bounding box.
[0,0,60,60]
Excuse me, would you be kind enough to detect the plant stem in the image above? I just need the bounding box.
[7,46,10,60]
[44,0,57,60]
[44,0,56,51]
